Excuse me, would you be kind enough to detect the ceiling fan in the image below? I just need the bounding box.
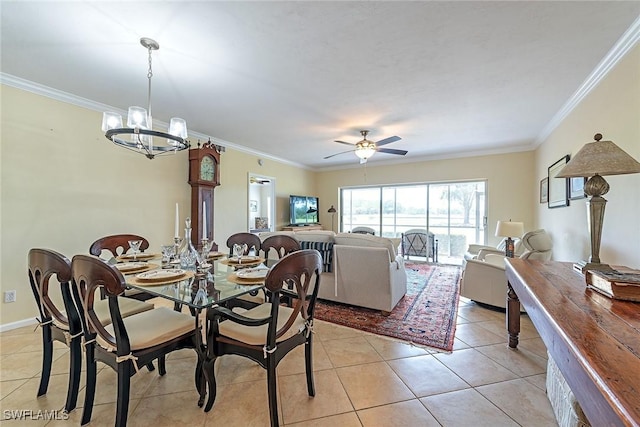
[249,177,270,184]
[324,130,407,164]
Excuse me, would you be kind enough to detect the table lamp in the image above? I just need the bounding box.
[327,205,337,232]
[496,220,524,258]
[556,133,640,273]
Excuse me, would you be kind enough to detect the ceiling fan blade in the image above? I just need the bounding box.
[324,149,355,159]
[335,140,356,146]
[375,136,401,147]
[377,147,408,156]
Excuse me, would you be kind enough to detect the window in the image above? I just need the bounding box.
[340,181,486,261]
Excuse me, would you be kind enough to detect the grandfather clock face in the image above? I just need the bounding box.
[200,156,215,182]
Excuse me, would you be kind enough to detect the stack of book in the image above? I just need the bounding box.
[586,268,640,302]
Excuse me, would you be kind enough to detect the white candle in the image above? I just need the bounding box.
[202,201,207,239]
[174,203,179,238]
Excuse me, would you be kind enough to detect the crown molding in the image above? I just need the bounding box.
[535,15,640,146]
[0,73,311,170]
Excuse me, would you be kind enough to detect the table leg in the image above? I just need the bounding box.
[507,282,521,349]
[201,307,219,412]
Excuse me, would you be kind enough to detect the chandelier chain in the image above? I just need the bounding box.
[146,46,153,121]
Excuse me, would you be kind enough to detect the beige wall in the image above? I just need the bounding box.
[534,44,640,267]
[0,85,315,325]
[316,151,536,247]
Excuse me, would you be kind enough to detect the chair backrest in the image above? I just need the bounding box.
[262,234,300,259]
[263,249,322,342]
[351,226,375,235]
[71,254,128,350]
[520,229,553,261]
[401,229,435,258]
[28,248,78,332]
[89,234,150,258]
[226,232,261,256]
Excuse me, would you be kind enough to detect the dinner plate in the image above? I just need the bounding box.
[136,269,186,282]
[114,262,149,273]
[236,268,269,279]
[117,253,158,261]
[227,255,261,264]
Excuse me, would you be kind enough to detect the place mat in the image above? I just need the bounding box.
[227,272,266,285]
[116,253,159,262]
[207,251,225,260]
[219,256,265,267]
[114,262,158,275]
[128,270,195,287]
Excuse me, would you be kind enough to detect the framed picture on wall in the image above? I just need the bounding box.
[249,200,258,212]
[540,178,548,204]
[569,177,587,200]
[548,155,570,208]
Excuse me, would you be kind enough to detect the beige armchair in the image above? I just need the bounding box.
[463,238,525,266]
[461,229,552,308]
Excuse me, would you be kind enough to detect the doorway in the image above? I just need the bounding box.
[248,174,275,232]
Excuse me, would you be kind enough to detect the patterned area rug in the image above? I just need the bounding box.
[314,262,461,352]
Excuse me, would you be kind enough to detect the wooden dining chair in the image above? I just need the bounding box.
[261,234,300,260]
[89,234,154,301]
[261,234,301,306]
[71,254,200,427]
[225,232,261,256]
[207,249,323,427]
[28,248,82,413]
[28,248,154,414]
[89,234,150,259]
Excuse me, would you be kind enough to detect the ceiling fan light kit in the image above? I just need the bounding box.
[101,37,190,159]
[325,130,407,164]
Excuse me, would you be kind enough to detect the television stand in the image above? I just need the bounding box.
[282,224,323,231]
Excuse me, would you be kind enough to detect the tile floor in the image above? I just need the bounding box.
[0,297,557,426]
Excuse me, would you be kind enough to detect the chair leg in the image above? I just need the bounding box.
[64,338,82,412]
[146,361,155,372]
[305,339,315,397]
[158,356,167,376]
[37,325,53,397]
[81,345,97,426]
[266,357,279,427]
[115,362,132,427]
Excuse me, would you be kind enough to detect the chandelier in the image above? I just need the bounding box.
[101,37,189,159]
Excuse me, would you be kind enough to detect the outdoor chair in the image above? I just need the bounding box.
[401,229,438,262]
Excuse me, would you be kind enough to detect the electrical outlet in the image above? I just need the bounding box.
[4,290,16,303]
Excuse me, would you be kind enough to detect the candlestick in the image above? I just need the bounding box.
[174,203,179,238]
[202,201,207,239]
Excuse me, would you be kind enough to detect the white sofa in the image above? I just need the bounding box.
[258,230,407,312]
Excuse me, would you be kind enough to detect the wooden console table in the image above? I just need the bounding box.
[505,259,640,426]
[282,225,323,231]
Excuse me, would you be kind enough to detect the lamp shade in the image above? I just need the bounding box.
[556,134,640,178]
[355,145,376,159]
[495,221,524,238]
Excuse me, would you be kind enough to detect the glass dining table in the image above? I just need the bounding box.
[124,255,268,410]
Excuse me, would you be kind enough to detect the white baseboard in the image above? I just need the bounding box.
[0,317,38,333]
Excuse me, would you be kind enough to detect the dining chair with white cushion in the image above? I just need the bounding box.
[71,254,199,427]
[207,249,323,427]
[28,248,154,414]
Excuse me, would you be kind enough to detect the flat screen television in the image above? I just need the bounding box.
[289,195,319,225]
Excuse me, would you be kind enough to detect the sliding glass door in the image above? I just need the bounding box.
[340,181,486,262]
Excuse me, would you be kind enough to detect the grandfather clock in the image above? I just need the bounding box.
[188,140,221,250]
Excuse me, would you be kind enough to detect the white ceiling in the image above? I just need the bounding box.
[2,2,639,169]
